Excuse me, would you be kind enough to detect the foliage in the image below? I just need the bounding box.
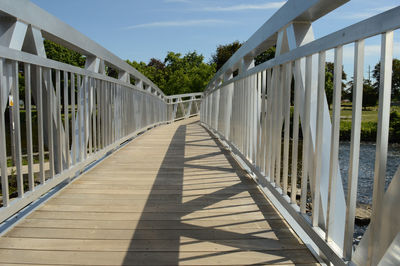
[44,39,85,68]
[255,47,276,66]
[210,41,242,72]
[372,59,400,100]
[210,41,276,72]
[127,51,215,95]
[210,42,349,108]
[340,120,378,142]
[362,80,379,109]
[325,62,347,106]
[18,72,25,103]
[390,110,400,142]
[346,79,379,109]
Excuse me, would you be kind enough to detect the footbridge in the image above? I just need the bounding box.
[0,0,399,265]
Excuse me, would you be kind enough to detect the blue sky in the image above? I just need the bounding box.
[31,0,399,80]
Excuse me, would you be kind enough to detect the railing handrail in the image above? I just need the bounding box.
[205,0,349,92]
[201,1,400,265]
[0,45,160,99]
[206,6,400,96]
[0,0,202,228]
[0,0,166,99]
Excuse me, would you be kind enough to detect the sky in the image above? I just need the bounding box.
[30,0,399,81]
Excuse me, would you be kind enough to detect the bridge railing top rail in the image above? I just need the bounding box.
[205,0,348,92]
[206,5,400,96]
[201,1,400,265]
[0,0,166,100]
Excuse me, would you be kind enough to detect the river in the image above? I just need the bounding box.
[338,142,400,244]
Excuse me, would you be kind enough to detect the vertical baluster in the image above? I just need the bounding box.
[368,31,393,265]
[255,73,262,168]
[84,76,88,158]
[282,63,292,195]
[0,59,9,206]
[77,75,82,162]
[300,55,313,213]
[239,82,243,151]
[24,63,34,191]
[245,79,250,158]
[253,74,259,162]
[88,78,92,155]
[97,79,101,149]
[326,46,343,240]
[64,71,70,168]
[93,79,97,152]
[101,80,105,148]
[46,69,54,178]
[264,69,271,179]
[71,73,76,165]
[291,60,301,204]
[251,75,256,161]
[247,77,251,159]
[312,51,326,227]
[12,61,23,197]
[37,66,45,184]
[260,71,267,174]
[270,66,279,185]
[106,82,109,146]
[275,66,283,188]
[55,70,62,173]
[343,39,364,260]
[108,82,111,145]
[111,83,114,143]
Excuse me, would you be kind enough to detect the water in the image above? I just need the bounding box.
[338,142,400,244]
[339,142,400,205]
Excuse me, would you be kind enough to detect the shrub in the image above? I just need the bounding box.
[390,111,400,143]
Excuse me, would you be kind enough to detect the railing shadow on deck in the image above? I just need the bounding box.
[122,121,306,265]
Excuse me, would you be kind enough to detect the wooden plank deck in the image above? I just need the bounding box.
[0,117,318,265]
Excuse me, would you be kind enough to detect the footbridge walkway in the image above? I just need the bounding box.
[0,0,399,265]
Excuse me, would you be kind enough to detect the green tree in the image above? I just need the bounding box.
[127,51,215,95]
[211,41,242,71]
[347,79,378,109]
[163,51,215,95]
[362,79,378,109]
[372,58,400,100]
[44,39,85,68]
[325,62,347,107]
[210,41,276,72]
[255,47,276,65]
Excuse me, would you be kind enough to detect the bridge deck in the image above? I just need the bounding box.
[0,117,317,265]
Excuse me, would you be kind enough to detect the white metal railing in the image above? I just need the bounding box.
[166,92,203,121]
[201,0,400,265]
[0,0,201,224]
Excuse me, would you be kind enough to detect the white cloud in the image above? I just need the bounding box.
[339,6,397,20]
[371,6,397,12]
[124,19,231,29]
[202,2,285,12]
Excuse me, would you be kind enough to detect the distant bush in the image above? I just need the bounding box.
[340,113,400,143]
[340,121,377,142]
[390,111,400,142]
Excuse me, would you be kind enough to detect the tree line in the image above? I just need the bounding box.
[42,39,400,105]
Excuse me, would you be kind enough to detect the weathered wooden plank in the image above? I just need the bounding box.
[18,219,287,230]
[9,227,296,240]
[0,237,305,251]
[39,204,275,213]
[0,249,318,265]
[28,210,278,221]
